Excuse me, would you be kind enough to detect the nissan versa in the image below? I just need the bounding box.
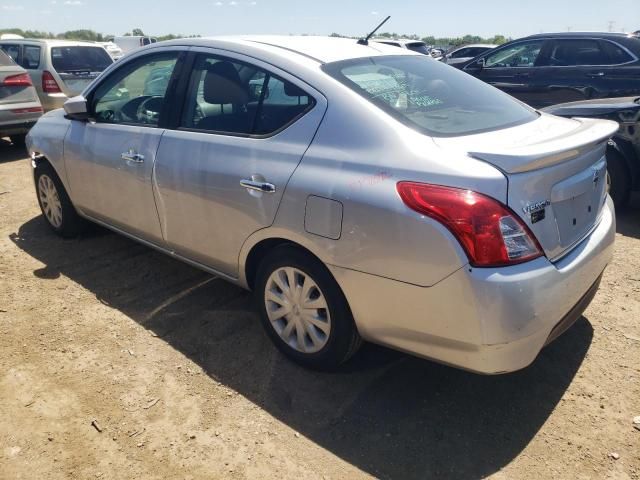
[26,36,617,374]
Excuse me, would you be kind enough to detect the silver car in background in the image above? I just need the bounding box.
[0,49,42,145]
[443,43,497,66]
[0,39,113,111]
[26,36,617,374]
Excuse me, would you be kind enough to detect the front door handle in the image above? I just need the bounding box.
[240,179,276,193]
[121,149,145,163]
[586,72,605,78]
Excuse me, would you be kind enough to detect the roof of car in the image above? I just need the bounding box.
[372,38,426,45]
[160,35,418,63]
[452,43,496,49]
[523,32,638,40]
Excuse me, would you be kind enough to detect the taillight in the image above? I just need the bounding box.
[10,106,43,114]
[42,71,62,93]
[397,182,543,267]
[2,73,33,87]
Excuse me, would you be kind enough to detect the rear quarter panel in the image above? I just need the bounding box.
[249,82,508,287]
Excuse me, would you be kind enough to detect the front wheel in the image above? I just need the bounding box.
[35,162,86,238]
[255,246,362,370]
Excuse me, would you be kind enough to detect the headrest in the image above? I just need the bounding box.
[203,61,248,104]
[283,81,307,97]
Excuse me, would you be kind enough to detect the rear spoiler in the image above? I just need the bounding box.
[469,118,619,174]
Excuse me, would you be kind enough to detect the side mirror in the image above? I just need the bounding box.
[63,95,90,121]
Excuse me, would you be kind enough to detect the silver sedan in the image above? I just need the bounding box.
[26,36,617,374]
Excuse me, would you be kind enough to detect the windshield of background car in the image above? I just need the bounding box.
[406,42,430,55]
[51,46,113,73]
[322,55,538,137]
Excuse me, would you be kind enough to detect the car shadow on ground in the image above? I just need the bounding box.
[0,138,29,163]
[616,196,640,239]
[10,216,594,480]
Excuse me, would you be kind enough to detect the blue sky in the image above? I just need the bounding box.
[1,0,639,38]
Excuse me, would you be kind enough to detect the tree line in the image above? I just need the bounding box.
[0,28,197,42]
[1,28,509,49]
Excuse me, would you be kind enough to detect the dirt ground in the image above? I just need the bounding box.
[0,138,639,480]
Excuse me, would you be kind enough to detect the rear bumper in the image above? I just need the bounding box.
[39,93,68,112]
[329,195,616,374]
[0,120,38,136]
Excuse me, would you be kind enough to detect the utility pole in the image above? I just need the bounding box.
[608,20,615,32]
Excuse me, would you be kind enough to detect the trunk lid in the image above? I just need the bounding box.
[434,114,619,261]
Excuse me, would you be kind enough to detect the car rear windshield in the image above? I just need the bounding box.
[0,49,15,66]
[322,55,538,137]
[50,46,112,73]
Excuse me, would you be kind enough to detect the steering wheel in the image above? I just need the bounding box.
[136,96,164,125]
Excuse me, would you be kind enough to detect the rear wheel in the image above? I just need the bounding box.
[606,149,631,210]
[255,246,362,370]
[35,162,86,238]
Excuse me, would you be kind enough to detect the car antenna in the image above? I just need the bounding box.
[357,15,391,45]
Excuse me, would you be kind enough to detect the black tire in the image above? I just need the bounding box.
[34,161,86,238]
[606,149,631,210]
[254,245,362,370]
[10,134,26,146]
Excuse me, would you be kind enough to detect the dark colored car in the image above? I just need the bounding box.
[542,96,640,209]
[460,32,640,109]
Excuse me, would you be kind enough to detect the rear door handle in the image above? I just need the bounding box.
[240,179,276,193]
[586,72,605,78]
[121,149,145,163]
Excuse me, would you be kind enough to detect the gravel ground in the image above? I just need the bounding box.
[1,139,639,480]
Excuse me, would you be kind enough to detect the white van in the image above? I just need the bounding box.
[109,36,157,54]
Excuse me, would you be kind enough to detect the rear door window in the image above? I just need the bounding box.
[23,46,41,69]
[180,54,315,136]
[50,46,112,73]
[546,39,609,66]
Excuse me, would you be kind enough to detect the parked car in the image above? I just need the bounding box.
[96,41,124,61]
[542,96,640,208]
[372,38,432,55]
[460,32,640,108]
[109,36,158,55]
[443,43,496,66]
[0,39,113,111]
[27,36,617,374]
[0,49,42,145]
